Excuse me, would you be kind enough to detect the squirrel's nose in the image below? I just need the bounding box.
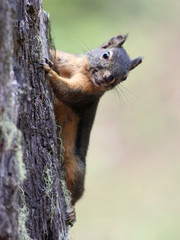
[103,74,114,83]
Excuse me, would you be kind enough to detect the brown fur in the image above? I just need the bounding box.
[48,50,107,96]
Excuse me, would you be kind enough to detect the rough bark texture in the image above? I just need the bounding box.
[0,0,68,239]
[0,1,22,239]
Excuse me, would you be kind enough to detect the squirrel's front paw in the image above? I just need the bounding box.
[43,63,51,73]
[45,58,53,68]
[39,58,53,73]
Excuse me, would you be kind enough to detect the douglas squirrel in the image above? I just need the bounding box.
[44,34,142,226]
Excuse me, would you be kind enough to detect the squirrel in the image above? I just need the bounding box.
[43,34,142,226]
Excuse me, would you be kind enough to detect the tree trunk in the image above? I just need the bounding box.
[0,0,69,239]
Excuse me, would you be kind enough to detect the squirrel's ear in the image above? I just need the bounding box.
[130,57,143,70]
[101,34,128,49]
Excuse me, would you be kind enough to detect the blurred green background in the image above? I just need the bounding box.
[43,0,180,239]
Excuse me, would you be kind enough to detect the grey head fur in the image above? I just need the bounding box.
[86,35,142,89]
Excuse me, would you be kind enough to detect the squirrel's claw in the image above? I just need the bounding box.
[39,58,54,73]
[65,206,76,227]
[45,58,54,68]
[44,63,51,73]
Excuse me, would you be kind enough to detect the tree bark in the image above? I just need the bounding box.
[0,0,69,239]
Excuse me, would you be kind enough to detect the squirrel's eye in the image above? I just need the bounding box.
[102,51,111,60]
[100,51,113,61]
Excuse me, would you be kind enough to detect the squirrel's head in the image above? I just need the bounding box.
[87,35,142,91]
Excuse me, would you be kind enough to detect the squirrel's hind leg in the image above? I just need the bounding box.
[65,206,76,227]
